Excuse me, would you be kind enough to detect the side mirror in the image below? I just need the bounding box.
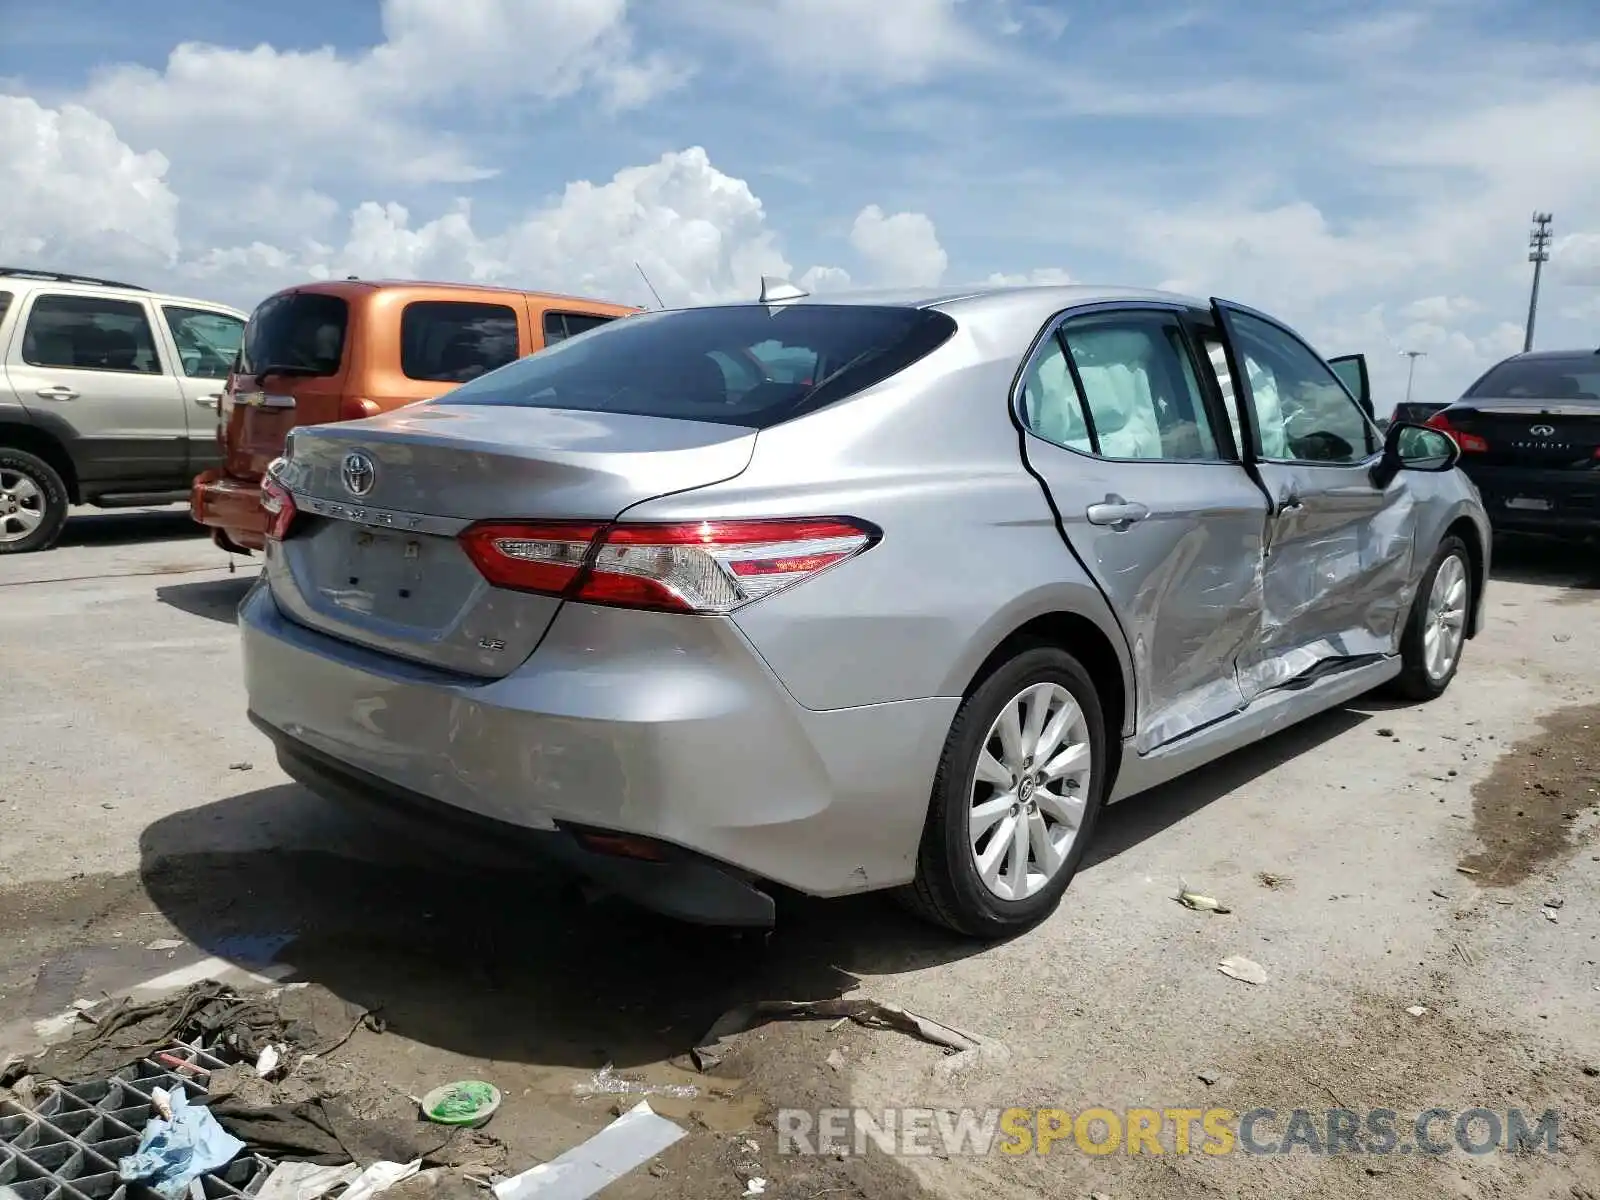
[1328,353,1374,420]
[1370,421,1460,489]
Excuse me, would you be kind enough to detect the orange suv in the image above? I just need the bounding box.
[191,279,638,553]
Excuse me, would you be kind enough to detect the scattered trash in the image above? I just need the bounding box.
[1581,1065,1598,1078]
[1546,896,1565,909]
[1406,1006,1429,1017]
[1376,728,1394,737]
[229,762,255,771]
[1554,634,1572,643]
[742,1180,767,1197]
[254,1043,288,1080]
[420,1081,502,1128]
[1256,872,1290,890]
[257,1162,364,1200]
[1492,898,1514,906]
[147,939,187,952]
[1542,907,1560,923]
[571,1064,697,1100]
[1176,883,1231,914]
[1451,942,1478,967]
[695,998,982,1071]
[117,1085,247,1200]
[343,1160,422,1200]
[1196,1068,1221,1086]
[826,1049,846,1073]
[1217,956,1268,986]
[493,1101,686,1200]
[1456,866,1480,876]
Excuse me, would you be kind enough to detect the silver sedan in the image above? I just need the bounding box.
[240,281,1489,937]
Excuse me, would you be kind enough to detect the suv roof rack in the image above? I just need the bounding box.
[0,266,149,292]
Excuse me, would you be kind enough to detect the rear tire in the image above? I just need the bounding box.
[1387,534,1472,701]
[899,644,1108,939]
[0,448,69,555]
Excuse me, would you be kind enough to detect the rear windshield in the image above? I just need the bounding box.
[240,291,348,377]
[1466,358,1600,401]
[401,300,520,383]
[440,304,958,428]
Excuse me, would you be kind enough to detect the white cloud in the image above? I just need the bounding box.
[1554,232,1600,286]
[798,265,854,293]
[985,267,1074,286]
[684,0,993,85]
[849,205,948,287]
[1400,295,1481,323]
[0,95,179,269]
[78,0,686,194]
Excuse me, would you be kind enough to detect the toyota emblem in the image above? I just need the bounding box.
[341,451,376,496]
[1529,424,1555,436]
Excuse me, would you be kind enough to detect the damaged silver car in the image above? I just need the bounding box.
[239,282,1489,938]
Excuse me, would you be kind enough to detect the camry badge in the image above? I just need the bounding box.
[341,451,376,496]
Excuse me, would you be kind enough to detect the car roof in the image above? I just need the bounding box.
[280,277,639,312]
[659,282,1210,317]
[0,272,248,320]
[1496,348,1600,363]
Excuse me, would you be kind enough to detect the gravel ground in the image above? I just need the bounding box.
[1,508,1597,1200]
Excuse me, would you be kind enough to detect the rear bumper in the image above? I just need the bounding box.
[1458,463,1600,536]
[239,580,954,912]
[191,470,267,550]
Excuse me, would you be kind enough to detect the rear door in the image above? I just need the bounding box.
[156,304,245,475]
[225,290,351,482]
[1016,303,1269,752]
[1207,300,1414,698]
[7,290,186,488]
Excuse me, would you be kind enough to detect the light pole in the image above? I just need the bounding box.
[1402,349,1426,407]
[1525,212,1553,353]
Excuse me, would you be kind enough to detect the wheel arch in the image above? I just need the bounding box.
[0,421,79,504]
[1443,515,1486,640]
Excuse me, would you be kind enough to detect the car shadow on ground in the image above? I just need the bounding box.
[58,508,205,548]
[136,703,1382,1076]
[1489,533,1600,590]
[155,575,257,623]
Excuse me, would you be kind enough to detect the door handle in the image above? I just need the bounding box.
[1085,497,1150,529]
[35,385,79,401]
[1278,494,1304,514]
[196,394,222,409]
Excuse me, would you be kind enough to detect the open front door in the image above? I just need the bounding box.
[1208,300,1418,700]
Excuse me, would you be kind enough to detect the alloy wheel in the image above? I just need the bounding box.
[1423,553,1468,681]
[0,468,46,545]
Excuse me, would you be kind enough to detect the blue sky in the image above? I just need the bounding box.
[3,0,1597,411]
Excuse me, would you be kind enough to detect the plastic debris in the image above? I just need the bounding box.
[1406,1006,1428,1017]
[147,939,186,952]
[344,1161,422,1200]
[1217,956,1268,986]
[229,762,254,771]
[1196,1068,1221,1086]
[1456,866,1480,876]
[1176,882,1231,914]
[255,1044,288,1079]
[257,1162,364,1200]
[742,1180,767,1197]
[493,1101,686,1200]
[695,998,982,1071]
[572,1064,698,1100]
[1541,907,1560,923]
[421,1081,502,1128]
[117,1086,247,1200]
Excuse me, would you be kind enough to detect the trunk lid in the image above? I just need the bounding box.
[1442,398,1600,469]
[266,403,759,676]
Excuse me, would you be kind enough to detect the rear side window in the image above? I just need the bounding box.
[401,301,519,383]
[543,311,616,345]
[446,304,958,428]
[240,292,347,377]
[0,292,12,332]
[1466,358,1600,401]
[22,294,163,375]
[162,306,245,379]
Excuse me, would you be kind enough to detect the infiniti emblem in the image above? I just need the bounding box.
[341,451,376,496]
[1529,424,1555,436]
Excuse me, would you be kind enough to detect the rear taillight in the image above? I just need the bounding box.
[261,476,298,541]
[459,517,878,613]
[340,397,381,421]
[1425,411,1487,453]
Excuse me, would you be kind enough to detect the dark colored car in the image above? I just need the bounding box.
[1426,348,1600,537]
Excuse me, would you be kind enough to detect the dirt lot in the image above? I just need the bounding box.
[2,509,1598,1199]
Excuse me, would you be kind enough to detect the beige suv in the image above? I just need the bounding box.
[0,267,248,553]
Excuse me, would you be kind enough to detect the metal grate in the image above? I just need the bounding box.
[0,1045,271,1200]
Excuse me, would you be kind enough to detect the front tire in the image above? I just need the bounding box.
[1388,534,1472,701]
[900,645,1108,939]
[0,449,69,555]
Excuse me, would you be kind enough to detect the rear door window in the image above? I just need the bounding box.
[240,292,347,377]
[401,301,520,383]
[543,311,617,345]
[445,304,958,428]
[162,306,245,378]
[22,294,164,375]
